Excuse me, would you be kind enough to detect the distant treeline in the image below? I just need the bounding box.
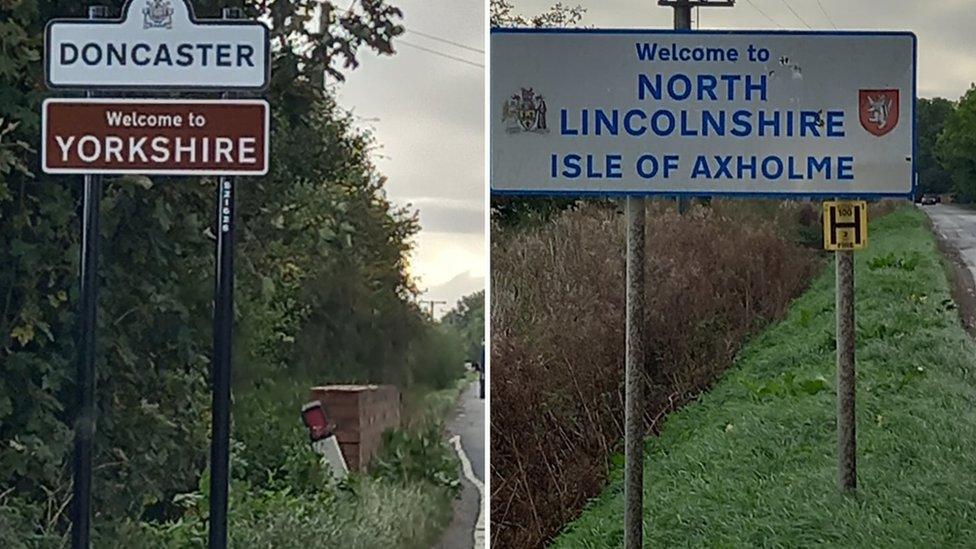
[918,89,976,200]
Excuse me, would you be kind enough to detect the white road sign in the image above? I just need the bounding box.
[45,0,270,91]
[491,30,916,198]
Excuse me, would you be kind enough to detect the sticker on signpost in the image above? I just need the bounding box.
[490,30,916,198]
[41,99,270,176]
[45,0,270,90]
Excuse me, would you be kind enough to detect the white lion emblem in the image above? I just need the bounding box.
[866,94,892,129]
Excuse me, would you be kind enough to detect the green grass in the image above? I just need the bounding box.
[402,371,478,429]
[553,207,976,548]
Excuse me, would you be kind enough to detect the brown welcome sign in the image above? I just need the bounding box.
[42,98,269,175]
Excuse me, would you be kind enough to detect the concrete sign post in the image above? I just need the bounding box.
[835,247,856,492]
[822,199,868,492]
[43,3,270,549]
[491,30,916,197]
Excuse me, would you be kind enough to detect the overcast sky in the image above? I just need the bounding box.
[512,0,973,99]
[336,0,485,314]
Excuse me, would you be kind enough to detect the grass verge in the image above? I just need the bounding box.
[402,371,478,430]
[554,206,976,547]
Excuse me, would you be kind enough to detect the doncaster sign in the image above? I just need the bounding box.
[490,29,917,198]
[42,99,270,176]
[45,0,270,90]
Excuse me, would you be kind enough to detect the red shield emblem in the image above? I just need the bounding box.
[859,89,899,137]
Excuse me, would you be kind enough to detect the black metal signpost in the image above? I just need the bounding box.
[70,11,108,549]
[209,7,243,538]
[43,3,270,548]
[209,171,235,547]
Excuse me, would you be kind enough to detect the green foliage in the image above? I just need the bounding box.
[491,196,582,229]
[372,424,461,494]
[555,207,976,547]
[742,372,830,399]
[442,290,485,361]
[937,86,976,201]
[406,323,468,390]
[490,0,586,28]
[916,97,954,196]
[867,251,921,271]
[0,496,63,549]
[94,474,452,548]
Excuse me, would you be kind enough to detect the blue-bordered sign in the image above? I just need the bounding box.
[45,0,270,91]
[490,29,917,199]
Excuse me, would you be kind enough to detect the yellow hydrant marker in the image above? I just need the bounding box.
[823,200,868,251]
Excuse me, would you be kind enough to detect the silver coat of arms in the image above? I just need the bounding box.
[143,0,174,29]
[502,87,549,134]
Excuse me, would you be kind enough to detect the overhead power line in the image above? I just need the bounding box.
[406,28,484,55]
[778,0,813,29]
[338,3,483,68]
[397,40,484,69]
[743,0,784,28]
[815,0,839,29]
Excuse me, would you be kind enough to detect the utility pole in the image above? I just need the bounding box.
[420,299,448,319]
[674,2,691,216]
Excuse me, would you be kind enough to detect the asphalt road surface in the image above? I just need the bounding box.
[453,381,485,483]
[924,203,976,279]
[435,381,486,549]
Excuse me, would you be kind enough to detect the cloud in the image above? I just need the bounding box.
[336,0,486,291]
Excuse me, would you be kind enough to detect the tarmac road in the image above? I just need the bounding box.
[922,202,976,333]
[435,381,486,549]
[924,203,976,279]
[453,381,485,484]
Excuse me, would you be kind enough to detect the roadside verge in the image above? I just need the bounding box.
[555,207,976,547]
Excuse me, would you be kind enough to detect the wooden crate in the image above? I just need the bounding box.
[310,384,400,471]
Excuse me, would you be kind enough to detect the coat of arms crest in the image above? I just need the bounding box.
[858,89,899,137]
[143,0,174,29]
[502,87,548,134]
